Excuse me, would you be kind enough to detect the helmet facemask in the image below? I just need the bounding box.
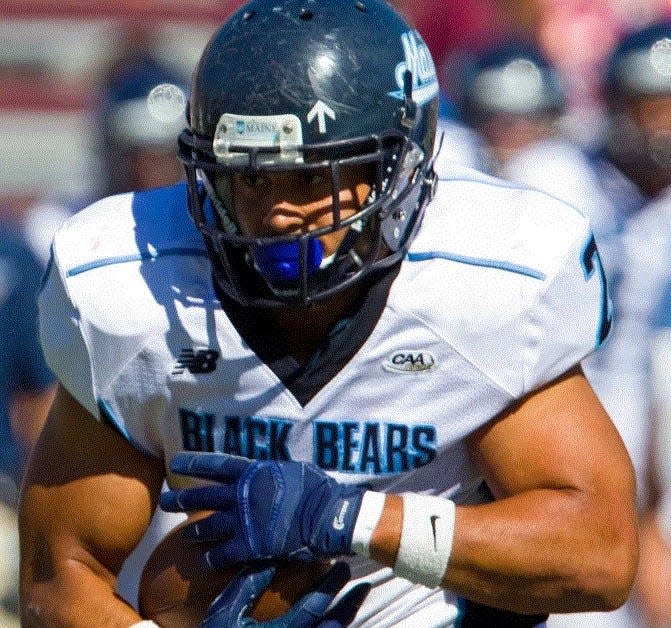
[179,128,430,307]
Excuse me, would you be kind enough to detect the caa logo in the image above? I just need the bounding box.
[383,350,436,373]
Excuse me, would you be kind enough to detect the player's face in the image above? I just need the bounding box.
[229,164,375,257]
[478,113,555,165]
[627,94,671,168]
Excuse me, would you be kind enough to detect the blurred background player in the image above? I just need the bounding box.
[642,295,671,627]
[14,27,192,614]
[447,28,671,628]
[607,20,671,628]
[93,31,194,610]
[600,18,671,401]
[95,31,188,198]
[431,92,487,177]
[0,221,57,628]
[455,39,567,174]
[22,29,189,269]
[452,37,638,284]
[450,38,646,492]
[599,15,671,542]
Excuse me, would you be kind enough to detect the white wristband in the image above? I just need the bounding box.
[131,622,160,627]
[394,493,456,589]
[352,490,386,556]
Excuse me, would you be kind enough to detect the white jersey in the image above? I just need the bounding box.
[432,117,487,175]
[499,138,653,516]
[39,172,605,626]
[499,137,638,285]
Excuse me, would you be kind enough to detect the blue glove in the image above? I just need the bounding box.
[200,561,370,628]
[160,453,366,566]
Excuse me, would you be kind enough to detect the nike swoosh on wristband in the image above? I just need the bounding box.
[430,515,440,551]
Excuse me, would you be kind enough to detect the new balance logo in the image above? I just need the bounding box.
[172,349,220,375]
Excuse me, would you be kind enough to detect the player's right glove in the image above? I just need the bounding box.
[160,453,367,567]
[200,561,370,628]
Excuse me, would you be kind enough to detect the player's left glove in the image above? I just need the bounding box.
[200,561,370,628]
[160,453,367,567]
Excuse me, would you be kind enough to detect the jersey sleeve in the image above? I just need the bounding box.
[523,223,612,392]
[38,247,98,417]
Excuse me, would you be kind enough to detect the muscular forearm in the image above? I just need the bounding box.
[21,561,142,627]
[18,386,166,627]
[364,489,637,615]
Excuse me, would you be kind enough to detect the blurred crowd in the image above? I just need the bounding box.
[1,0,671,626]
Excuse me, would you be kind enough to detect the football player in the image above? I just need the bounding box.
[605,20,671,628]
[641,299,671,627]
[455,43,657,628]
[20,0,637,626]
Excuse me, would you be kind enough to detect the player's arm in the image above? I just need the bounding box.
[19,384,165,627]
[361,366,638,614]
[368,367,637,614]
[441,364,638,613]
[161,367,638,616]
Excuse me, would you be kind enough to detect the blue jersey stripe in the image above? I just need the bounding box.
[66,247,208,277]
[407,251,546,280]
[98,398,158,459]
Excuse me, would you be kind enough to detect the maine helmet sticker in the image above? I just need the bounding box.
[383,350,436,373]
[389,30,439,105]
[212,113,304,164]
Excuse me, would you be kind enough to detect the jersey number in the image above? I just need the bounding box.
[581,234,612,348]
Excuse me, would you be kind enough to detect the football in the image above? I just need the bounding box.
[138,513,334,626]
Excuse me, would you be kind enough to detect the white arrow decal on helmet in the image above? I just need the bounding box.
[307,100,336,134]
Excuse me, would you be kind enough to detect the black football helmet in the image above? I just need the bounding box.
[179,0,439,307]
[604,20,671,100]
[603,20,671,176]
[457,40,565,126]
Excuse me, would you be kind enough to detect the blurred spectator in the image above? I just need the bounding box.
[643,309,671,627]
[22,28,189,268]
[449,33,671,627]
[550,18,671,628]
[534,0,623,144]
[0,219,56,625]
